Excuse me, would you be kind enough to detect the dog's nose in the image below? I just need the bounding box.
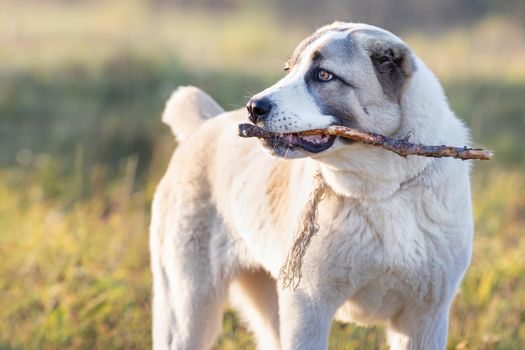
[247,97,272,124]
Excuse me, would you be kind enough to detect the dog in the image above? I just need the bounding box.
[150,22,473,350]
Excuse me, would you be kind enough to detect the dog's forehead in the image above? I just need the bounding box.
[288,23,398,67]
[288,31,349,69]
[289,30,347,66]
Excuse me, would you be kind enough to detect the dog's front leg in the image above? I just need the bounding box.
[386,306,450,350]
[278,288,337,350]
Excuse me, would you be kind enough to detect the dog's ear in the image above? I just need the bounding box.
[368,41,415,100]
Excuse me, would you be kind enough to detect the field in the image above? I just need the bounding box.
[1,1,524,349]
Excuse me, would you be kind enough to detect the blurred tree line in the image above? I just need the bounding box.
[150,0,524,31]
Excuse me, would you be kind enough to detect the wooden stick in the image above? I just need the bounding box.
[238,123,493,160]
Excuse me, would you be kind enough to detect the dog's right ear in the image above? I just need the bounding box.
[367,40,415,101]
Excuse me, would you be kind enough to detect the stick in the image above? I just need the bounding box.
[238,123,493,160]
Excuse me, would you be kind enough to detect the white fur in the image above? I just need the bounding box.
[150,23,473,350]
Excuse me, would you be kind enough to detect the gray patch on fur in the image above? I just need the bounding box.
[287,23,353,69]
[301,34,362,130]
[352,29,417,101]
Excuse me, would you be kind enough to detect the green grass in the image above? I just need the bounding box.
[1,1,525,349]
[1,163,524,349]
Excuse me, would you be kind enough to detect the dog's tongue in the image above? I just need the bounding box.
[283,133,331,146]
[299,134,331,144]
[283,133,300,144]
[280,132,336,153]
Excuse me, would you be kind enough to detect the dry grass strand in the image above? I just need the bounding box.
[279,169,327,290]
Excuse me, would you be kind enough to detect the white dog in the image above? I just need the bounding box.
[150,22,473,350]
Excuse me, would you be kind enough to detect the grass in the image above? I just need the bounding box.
[2,162,524,349]
[1,1,525,349]
[0,166,151,349]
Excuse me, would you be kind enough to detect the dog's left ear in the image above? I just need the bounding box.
[368,41,415,100]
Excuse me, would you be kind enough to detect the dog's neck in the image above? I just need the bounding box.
[315,147,431,201]
[314,61,459,201]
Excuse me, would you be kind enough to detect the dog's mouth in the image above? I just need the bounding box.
[238,124,337,153]
[264,132,336,153]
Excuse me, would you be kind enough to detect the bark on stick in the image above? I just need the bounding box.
[238,123,493,160]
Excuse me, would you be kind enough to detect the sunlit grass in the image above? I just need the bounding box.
[449,169,525,349]
[0,165,152,349]
[1,165,524,349]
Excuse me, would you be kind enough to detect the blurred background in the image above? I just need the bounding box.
[0,0,524,349]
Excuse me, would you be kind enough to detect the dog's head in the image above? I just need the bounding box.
[246,22,416,159]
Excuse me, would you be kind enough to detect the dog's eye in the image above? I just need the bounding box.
[317,69,333,82]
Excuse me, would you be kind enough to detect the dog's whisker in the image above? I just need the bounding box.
[240,87,256,98]
[227,104,245,109]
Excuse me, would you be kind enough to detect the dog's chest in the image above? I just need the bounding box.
[314,193,439,294]
[229,160,448,293]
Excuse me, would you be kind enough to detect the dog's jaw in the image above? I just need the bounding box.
[256,131,337,158]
